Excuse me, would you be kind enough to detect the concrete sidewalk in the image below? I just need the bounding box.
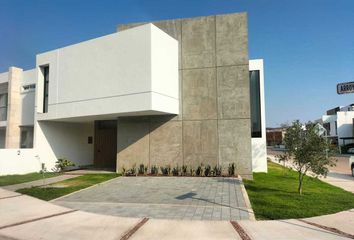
[1,188,353,240]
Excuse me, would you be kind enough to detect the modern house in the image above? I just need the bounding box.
[0,12,267,178]
[322,104,354,148]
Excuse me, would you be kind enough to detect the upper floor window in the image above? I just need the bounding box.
[250,70,262,138]
[42,66,49,113]
[0,93,8,121]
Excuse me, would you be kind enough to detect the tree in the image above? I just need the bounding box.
[279,120,336,194]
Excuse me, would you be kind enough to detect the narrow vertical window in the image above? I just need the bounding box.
[42,66,49,113]
[0,93,7,121]
[250,70,262,138]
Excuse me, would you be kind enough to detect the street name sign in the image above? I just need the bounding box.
[337,81,354,94]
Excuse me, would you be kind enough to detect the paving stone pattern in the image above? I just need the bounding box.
[53,177,250,221]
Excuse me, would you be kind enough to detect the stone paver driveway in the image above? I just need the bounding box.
[53,177,251,221]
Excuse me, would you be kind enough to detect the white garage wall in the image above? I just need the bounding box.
[35,121,94,170]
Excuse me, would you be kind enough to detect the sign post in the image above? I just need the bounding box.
[337,82,354,94]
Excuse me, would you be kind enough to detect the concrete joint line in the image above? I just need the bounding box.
[0,194,22,200]
[298,219,354,239]
[0,209,77,230]
[230,221,252,240]
[120,218,149,240]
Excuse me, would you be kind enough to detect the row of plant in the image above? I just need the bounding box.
[121,163,237,177]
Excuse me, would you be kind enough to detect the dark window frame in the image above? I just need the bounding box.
[250,70,262,138]
[42,66,49,113]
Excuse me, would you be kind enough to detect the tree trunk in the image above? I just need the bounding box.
[298,172,304,195]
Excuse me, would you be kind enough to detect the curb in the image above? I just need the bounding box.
[238,176,256,221]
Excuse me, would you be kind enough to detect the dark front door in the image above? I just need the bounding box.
[94,120,117,169]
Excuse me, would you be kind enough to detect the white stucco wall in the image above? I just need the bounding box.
[337,111,354,146]
[250,59,267,172]
[35,23,178,122]
[21,69,36,126]
[35,121,94,170]
[0,149,41,175]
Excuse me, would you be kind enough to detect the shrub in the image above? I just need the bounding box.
[190,167,195,176]
[204,165,211,177]
[160,166,170,176]
[172,166,179,176]
[125,164,136,176]
[150,165,158,175]
[196,165,203,176]
[144,166,148,175]
[54,158,75,172]
[138,164,145,175]
[181,165,187,176]
[228,163,236,176]
[214,165,222,176]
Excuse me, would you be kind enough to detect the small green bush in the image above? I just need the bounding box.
[214,165,222,176]
[181,165,187,176]
[138,164,145,175]
[228,163,236,176]
[196,165,203,176]
[150,165,158,175]
[54,158,75,172]
[172,166,179,176]
[204,165,211,177]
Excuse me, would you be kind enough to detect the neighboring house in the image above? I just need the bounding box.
[0,12,267,177]
[266,127,287,146]
[322,104,354,147]
[0,69,36,149]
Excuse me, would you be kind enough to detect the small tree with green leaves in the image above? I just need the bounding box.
[279,120,335,194]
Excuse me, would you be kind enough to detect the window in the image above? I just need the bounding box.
[20,126,34,148]
[42,66,49,113]
[250,70,262,138]
[0,93,8,121]
[22,84,36,93]
[335,121,338,135]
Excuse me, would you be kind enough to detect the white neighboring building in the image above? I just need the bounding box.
[322,104,354,147]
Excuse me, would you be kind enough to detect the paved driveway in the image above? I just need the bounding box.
[53,177,251,221]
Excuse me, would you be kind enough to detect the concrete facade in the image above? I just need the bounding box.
[5,67,22,148]
[117,12,252,178]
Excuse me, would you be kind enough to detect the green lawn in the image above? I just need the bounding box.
[244,162,354,220]
[16,174,119,201]
[0,172,61,186]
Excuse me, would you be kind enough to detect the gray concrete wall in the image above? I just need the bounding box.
[116,12,252,178]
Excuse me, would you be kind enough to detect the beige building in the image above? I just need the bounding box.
[0,68,36,149]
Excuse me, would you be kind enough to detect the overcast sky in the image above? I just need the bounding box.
[0,0,353,127]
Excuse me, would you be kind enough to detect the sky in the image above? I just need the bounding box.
[0,0,353,127]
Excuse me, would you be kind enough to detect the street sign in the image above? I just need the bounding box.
[337,81,354,94]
